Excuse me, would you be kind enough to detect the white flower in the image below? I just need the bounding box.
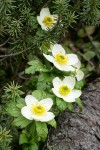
[21,95,55,122]
[73,61,84,81]
[44,44,79,71]
[37,8,58,30]
[52,76,82,102]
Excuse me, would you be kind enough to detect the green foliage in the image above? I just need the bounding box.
[37,72,55,90]
[53,0,77,28]
[13,116,31,128]
[6,97,31,128]
[25,59,48,74]
[35,122,48,142]
[66,103,74,112]
[32,90,47,100]
[81,0,100,25]
[1,0,99,149]
[47,119,57,128]
[6,102,21,117]
[76,98,83,112]
[56,97,67,112]
[19,129,38,150]
[0,126,12,150]
[75,80,85,90]
[3,81,24,101]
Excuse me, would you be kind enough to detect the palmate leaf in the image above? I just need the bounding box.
[35,122,48,142]
[37,72,55,90]
[22,142,38,150]
[12,116,31,128]
[16,97,26,109]
[25,59,48,74]
[75,80,85,90]
[47,119,57,128]
[19,129,38,150]
[56,97,67,112]
[19,133,28,144]
[66,102,74,112]
[6,102,21,117]
[32,90,47,100]
[76,98,83,112]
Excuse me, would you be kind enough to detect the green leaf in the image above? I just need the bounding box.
[83,51,96,60]
[13,116,31,128]
[32,90,47,100]
[35,122,48,142]
[16,98,26,109]
[6,102,21,117]
[66,103,74,111]
[37,72,54,90]
[77,26,95,37]
[75,98,83,112]
[19,133,28,144]
[23,142,38,150]
[25,59,48,74]
[56,98,67,112]
[47,119,56,128]
[75,80,85,90]
[29,141,38,150]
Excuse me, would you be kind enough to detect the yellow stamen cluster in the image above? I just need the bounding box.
[55,53,68,65]
[31,103,46,116]
[43,16,54,27]
[59,85,70,95]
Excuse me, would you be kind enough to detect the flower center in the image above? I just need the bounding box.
[31,103,46,116]
[55,53,68,65]
[43,16,54,27]
[59,85,71,95]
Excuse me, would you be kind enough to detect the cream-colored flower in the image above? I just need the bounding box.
[52,76,82,102]
[73,61,84,81]
[37,8,58,30]
[44,44,79,71]
[21,95,55,122]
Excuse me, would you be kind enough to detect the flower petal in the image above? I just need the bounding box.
[52,44,65,56]
[52,88,62,98]
[40,8,50,19]
[67,54,79,65]
[52,77,62,90]
[21,106,33,120]
[37,16,48,30]
[74,60,81,69]
[39,112,55,122]
[37,16,43,26]
[76,70,84,81]
[53,60,64,70]
[43,54,54,63]
[25,95,38,106]
[53,60,74,71]
[27,112,55,122]
[63,89,82,102]
[61,65,75,71]
[41,25,48,31]
[39,98,53,111]
[52,14,58,23]
[63,76,75,89]
[63,98,76,103]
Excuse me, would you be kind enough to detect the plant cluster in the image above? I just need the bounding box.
[4,7,84,148]
[0,0,100,150]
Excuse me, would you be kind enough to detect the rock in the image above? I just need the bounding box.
[44,79,100,150]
